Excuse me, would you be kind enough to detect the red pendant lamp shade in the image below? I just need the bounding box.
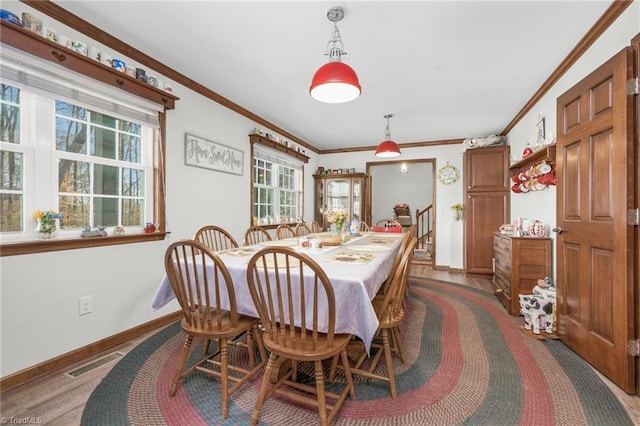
[310,62,361,104]
[375,140,401,157]
[375,114,401,158]
[310,6,361,104]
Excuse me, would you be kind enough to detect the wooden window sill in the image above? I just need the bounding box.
[0,232,170,257]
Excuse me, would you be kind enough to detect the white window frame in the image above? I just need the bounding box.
[252,148,303,225]
[0,47,161,244]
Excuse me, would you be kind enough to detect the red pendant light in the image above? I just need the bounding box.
[309,7,361,104]
[375,114,401,158]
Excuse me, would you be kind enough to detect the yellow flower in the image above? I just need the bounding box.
[451,203,463,211]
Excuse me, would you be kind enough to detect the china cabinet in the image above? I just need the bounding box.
[313,173,368,230]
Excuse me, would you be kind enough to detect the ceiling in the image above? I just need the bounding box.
[52,1,613,152]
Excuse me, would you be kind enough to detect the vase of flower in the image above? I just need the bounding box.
[33,209,63,239]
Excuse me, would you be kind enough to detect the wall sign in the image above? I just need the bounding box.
[184,133,244,175]
[437,163,460,185]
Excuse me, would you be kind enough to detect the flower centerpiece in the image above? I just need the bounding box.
[326,208,349,233]
[32,209,63,239]
[451,203,464,221]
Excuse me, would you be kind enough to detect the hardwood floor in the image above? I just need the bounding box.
[1,266,638,425]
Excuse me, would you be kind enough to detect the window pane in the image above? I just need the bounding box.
[59,195,89,229]
[94,197,118,226]
[94,164,119,195]
[56,101,86,120]
[90,111,116,128]
[122,168,144,196]
[1,151,22,190]
[119,133,141,163]
[122,199,143,226]
[90,127,116,159]
[0,84,20,144]
[59,159,90,193]
[56,117,87,153]
[119,120,141,135]
[0,193,23,231]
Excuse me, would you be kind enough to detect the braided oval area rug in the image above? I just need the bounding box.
[82,278,634,425]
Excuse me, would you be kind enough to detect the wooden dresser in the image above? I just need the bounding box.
[493,232,552,315]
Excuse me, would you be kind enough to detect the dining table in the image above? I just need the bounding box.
[152,231,404,353]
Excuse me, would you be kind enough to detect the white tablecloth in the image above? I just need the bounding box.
[151,232,403,352]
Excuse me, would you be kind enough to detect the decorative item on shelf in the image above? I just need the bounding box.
[309,6,361,104]
[144,222,157,233]
[32,209,63,239]
[536,114,545,145]
[511,160,556,193]
[375,113,401,158]
[451,203,464,221]
[527,220,547,237]
[114,225,126,236]
[522,143,534,158]
[81,226,108,238]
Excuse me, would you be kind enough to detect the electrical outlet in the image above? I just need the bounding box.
[79,295,93,316]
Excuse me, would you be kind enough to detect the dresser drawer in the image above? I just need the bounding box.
[493,234,511,256]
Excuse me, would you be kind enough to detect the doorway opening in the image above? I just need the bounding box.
[366,159,436,262]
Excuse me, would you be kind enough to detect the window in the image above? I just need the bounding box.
[252,149,303,225]
[0,84,23,233]
[0,47,164,249]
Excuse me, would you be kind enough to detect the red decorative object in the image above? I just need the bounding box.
[144,222,156,233]
[522,145,534,158]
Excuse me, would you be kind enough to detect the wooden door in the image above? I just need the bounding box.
[464,146,510,274]
[556,47,635,393]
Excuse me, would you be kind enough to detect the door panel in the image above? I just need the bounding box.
[556,47,635,393]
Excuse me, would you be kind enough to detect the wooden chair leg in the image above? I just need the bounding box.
[203,338,211,355]
[391,326,406,364]
[220,339,229,418]
[170,335,193,397]
[381,328,397,399]
[314,359,329,426]
[251,353,277,425]
[252,325,267,366]
[246,330,255,368]
[340,349,356,399]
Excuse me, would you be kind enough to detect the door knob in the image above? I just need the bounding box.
[552,227,564,234]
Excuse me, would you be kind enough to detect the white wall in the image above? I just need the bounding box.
[1,1,637,378]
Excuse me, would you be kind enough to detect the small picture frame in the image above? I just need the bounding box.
[536,116,545,145]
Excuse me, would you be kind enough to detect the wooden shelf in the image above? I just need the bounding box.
[250,134,309,163]
[509,144,556,173]
[313,173,367,179]
[0,20,179,109]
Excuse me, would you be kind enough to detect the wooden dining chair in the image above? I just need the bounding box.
[243,225,272,246]
[295,222,312,237]
[164,240,266,418]
[359,222,371,232]
[333,237,417,399]
[194,225,239,251]
[245,247,356,426]
[375,229,414,300]
[275,223,296,240]
[310,220,323,233]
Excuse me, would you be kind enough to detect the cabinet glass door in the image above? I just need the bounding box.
[352,179,361,220]
[326,179,350,215]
